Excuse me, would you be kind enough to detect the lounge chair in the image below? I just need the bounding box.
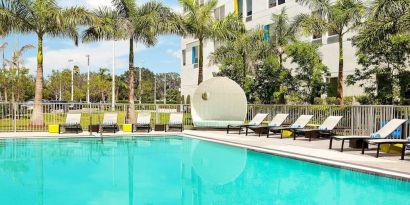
[227,113,269,134]
[329,119,407,152]
[166,112,184,132]
[294,116,343,141]
[59,113,82,134]
[99,112,119,133]
[245,114,289,137]
[268,115,314,139]
[132,112,152,133]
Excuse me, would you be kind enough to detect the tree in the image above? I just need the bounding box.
[266,8,299,103]
[286,42,328,104]
[179,0,244,85]
[0,0,93,125]
[4,44,34,102]
[83,0,181,123]
[347,0,410,104]
[90,68,111,102]
[0,42,8,102]
[211,28,264,93]
[268,8,297,70]
[295,0,364,105]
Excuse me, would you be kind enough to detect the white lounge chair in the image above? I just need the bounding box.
[268,115,314,139]
[133,112,152,133]
[227,113,269,135]
[59,113,82,134]
[329,119,407,153]
[245,114,289,137]
[294,116,343,141]
[166,112,184,132]
[99,112,119,133]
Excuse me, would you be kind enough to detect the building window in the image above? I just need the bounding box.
[269,0,276,8]
[182,50,186,66]
[238,0,243,17]
[246,0,252,16]
[192,46,198,65]
[263,25,270,41]
[214,5,225,20]
[278,0,285,5]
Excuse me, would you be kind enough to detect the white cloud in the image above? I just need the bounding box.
[25,41,146,76]
[166,49,181,60]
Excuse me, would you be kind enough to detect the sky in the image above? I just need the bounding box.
[0,0,182,77]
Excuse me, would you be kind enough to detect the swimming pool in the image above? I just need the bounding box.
[0,136,409,205]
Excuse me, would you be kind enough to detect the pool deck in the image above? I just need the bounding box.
[1,130,410,180]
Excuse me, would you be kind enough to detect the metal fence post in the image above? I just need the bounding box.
[13,102,17,133]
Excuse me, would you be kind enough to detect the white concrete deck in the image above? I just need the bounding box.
[0,130,410,180]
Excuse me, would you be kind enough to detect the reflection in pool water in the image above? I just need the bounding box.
[0,136,409,205]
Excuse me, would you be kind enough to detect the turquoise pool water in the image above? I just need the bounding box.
[0,136,409,205]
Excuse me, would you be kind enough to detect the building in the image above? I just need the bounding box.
[180,0,364,101]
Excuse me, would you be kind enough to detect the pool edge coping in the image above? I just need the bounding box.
[179,133,410,182]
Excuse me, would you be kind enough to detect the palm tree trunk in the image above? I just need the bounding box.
[336,35,344,105]
[278,53,286,104]
[197,38,204,85]
[31,35,44,126]
[242,52,246,87]
[127,38,136,124]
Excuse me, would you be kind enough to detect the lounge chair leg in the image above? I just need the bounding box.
[401,143,406,160]
[280,131,283,139]
[227,126,230,134]
[329,137,333,150]
[341,139,345,152]
[361,140,365,154]
[376,144,380,158]
[245,127,248,136]
[239,127,241,135]
[293,130,296,140]
[267,131,270,138]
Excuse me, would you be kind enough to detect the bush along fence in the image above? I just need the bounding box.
[0,103,409,138]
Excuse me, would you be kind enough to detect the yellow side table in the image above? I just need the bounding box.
[123,124,133,132]
[48,124,60,133]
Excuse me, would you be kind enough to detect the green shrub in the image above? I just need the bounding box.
[344,96,353,105]
[325,97,337,105]
[313,97,324,105]
[356,95,375,105]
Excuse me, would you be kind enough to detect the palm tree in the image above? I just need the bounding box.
[269,8,297,70]
[0,0,93,125]
[0,42,8,102]
[5,44,34,102]
[210,28,264,88]
[179,0,245,85]
[83,0,181,124]
[295,0,364,105]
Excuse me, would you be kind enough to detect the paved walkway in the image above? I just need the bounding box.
[0,130,409,180]
[184,130,410,180]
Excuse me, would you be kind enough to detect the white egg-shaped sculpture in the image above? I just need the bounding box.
[191,77,247,128]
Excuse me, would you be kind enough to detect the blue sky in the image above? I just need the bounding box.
[0,0,182,77]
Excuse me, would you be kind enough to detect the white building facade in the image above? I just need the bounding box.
[180,0,364,101]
